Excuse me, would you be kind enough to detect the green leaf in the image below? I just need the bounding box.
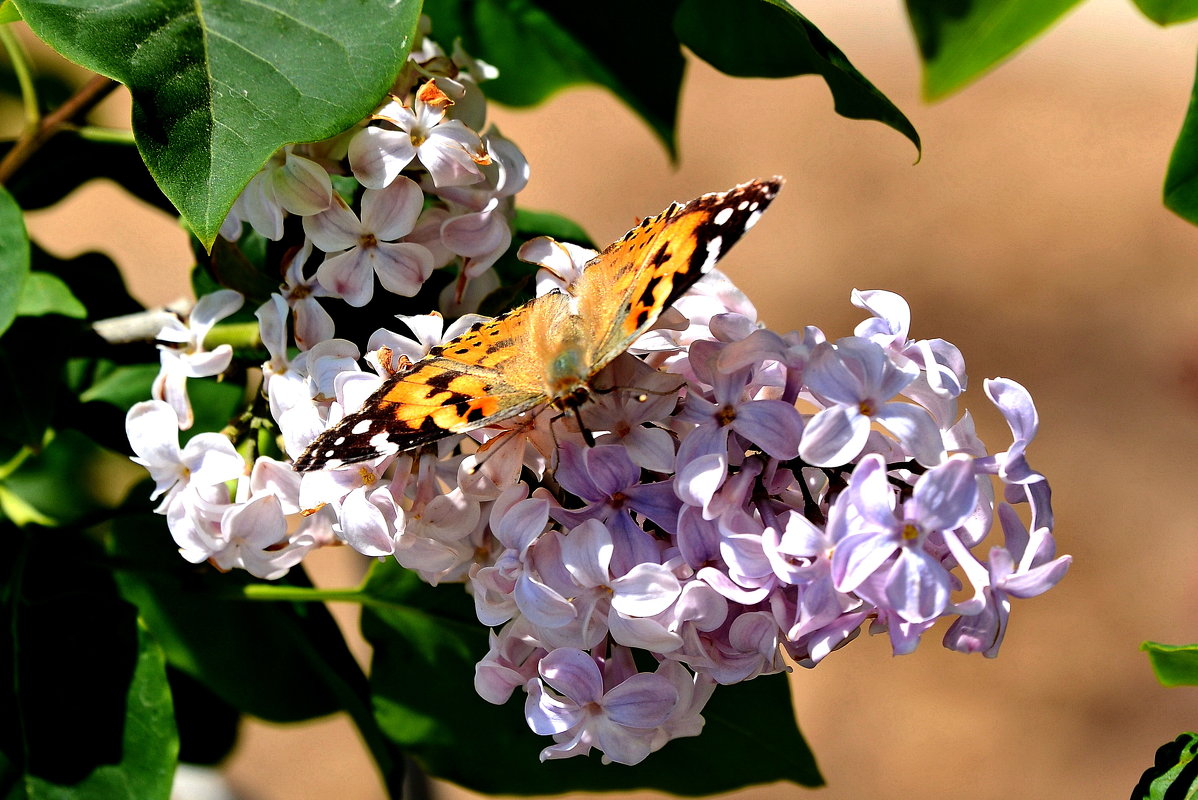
[362,562,821,794]
[14,0,424,248]
[514,208,594,247]
[31,244,143,320]
[1143,641,1198,686]
[110,511,356,722]
[79,363,160,411]
[1166,53,1198,227]
[15,271,86,319]
[905,0,1085,99]
[0,317,74,449]
[1132,0,1198,25]
[109,509,408,797]
[207,236,280,304]
[0,186,30,338]
[167,668,240,766]
[0,1,21,24]
[674,0,920,154]
[1,428,128,526]
[0,527,177,799]
[1130,733,1198,800]
[423,0,684,155]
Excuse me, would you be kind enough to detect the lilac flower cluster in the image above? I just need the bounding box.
[124,21,1070,767]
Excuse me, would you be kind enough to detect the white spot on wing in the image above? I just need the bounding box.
[737,200,749,210]
[369,431,401,455]
[351,419,372,435]
[745,210,762,230]
[713,207,734,226]
[702,235,723,272]
[334,436,346,446]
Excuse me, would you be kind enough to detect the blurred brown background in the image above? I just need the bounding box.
[21,0,1198,797]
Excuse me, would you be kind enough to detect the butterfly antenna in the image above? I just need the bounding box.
[464,429,517,475]
[463,406,551,475]
[593,379,687,403]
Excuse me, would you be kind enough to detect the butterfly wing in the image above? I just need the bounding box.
[573,177,782,371]
[294,303,549,471]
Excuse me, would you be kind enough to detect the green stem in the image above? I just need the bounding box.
[204,321,261,350]
[0,445,32,481]
[0,26,38,129]
[236,583,385,606]
[72,125,136,145]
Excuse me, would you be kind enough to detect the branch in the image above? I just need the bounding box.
[0,74,119,184]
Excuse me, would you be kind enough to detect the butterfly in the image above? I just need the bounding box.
[293,177,783,472]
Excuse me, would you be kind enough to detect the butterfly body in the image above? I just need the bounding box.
[293,177,782,472]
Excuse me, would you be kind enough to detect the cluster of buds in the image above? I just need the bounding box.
[124,21,1069,767]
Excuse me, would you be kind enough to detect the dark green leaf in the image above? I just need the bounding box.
[1166,53,1198,227]
[79,363,160,411]
[14,0,423,247]
[1,428,127,526]
[675,0,919,154]
[905,0,1084,99]
[423,0,684,155]
[514,208,594,247]
[1132,0,1198,25]
[207,236,280,304]
[1143,641,1198,686]
[0,527,177,799]
[1130,732,1198,800]
[362,562,820,794]
[110,511,356,722]
[15,271,86,319]
[0,186,30,337]
[0,317,73,449]
[31,244,144,321]
[109,509,408,796]
[168,668,240,766]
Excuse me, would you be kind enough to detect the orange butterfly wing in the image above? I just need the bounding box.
[293,304,549,470]
[574,177,781,372]
[293,178,782,471]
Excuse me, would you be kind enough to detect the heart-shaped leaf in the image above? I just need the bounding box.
[14,0,423,248]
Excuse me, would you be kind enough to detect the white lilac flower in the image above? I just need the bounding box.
[349,80,490,190]
[941,503,1070,657]
[279,239,335,349]
[221,147,334,241]
[304,176,435,307]
[126,400,244,513]
[153,289,243,430]
[210,494,313,580]
[557,518,684,652]
[131,87,1072,772]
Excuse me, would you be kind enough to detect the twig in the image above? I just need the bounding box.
[0,74,119,184]
[91,301,190,345]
